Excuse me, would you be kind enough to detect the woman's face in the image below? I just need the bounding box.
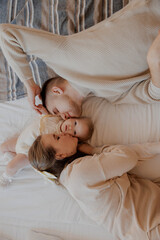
[41,133,78,159]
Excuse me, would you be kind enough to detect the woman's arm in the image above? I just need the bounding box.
[62,145,138,184]
[91,145,138,180]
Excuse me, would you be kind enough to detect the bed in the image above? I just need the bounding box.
[0,0,160,240]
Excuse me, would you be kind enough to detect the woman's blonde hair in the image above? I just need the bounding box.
[28,135,87,180]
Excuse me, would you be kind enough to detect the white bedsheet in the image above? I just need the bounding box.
[1,96,160,240]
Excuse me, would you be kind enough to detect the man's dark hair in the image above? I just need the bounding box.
[40,78,55,109]
[41,77,65,109]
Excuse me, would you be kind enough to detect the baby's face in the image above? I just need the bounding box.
[61,118,89,140]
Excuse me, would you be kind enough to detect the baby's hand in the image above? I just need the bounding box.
[0,172,13,187]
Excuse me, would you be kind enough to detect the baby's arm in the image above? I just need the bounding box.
[0,120,39,186]
[4,120,39,178]
[0,135,19,153]
[0,153,29,186]
[6,153,29,177]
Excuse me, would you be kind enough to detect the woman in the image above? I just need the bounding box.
[28,133,160,240]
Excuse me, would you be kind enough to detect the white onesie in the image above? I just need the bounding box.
[16,115,63,155]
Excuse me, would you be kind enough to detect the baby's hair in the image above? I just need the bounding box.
[28,135,87,181]
[41,76,65,109]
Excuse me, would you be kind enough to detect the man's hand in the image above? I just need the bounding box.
[24,79,48,114]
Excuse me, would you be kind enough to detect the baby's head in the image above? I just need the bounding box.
[61,117,93,141]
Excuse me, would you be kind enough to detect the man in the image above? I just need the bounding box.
[0,0,160,119]
[38,30,160,121]
[39,76,84,119]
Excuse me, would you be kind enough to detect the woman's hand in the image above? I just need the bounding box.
[78,143,94,155]
[24,79,48,115]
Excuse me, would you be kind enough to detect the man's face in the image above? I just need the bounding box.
[45,94,82,120]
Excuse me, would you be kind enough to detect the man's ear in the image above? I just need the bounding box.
[51,86,64,95]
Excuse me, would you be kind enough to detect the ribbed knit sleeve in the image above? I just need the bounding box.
[0,24,65,84]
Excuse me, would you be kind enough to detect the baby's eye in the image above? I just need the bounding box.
[57,136,60,140]
[74,131,76,135]
[53,108,59,115]
[75,121,77,126]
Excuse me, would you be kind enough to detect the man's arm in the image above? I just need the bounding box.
[0,24,63,84]
[0,24,63,112]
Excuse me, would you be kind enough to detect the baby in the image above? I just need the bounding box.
[0,115,93,185]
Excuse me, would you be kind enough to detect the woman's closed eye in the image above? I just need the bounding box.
[53,134,60,140]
